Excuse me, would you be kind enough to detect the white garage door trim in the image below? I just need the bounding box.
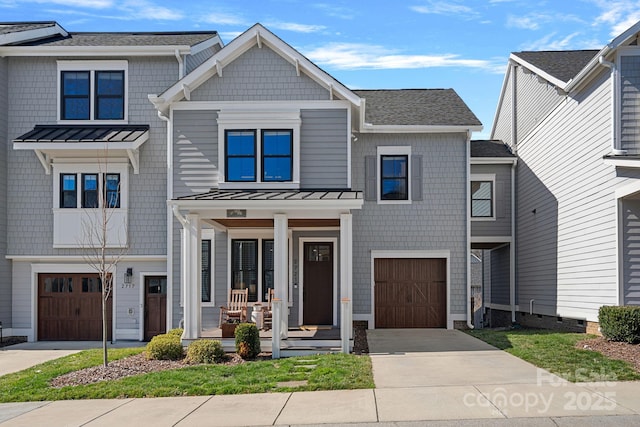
[370,250,452,329]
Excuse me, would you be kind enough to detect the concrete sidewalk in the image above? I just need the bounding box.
[1,331,640,426]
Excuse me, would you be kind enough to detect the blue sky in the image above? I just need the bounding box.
[1,0,638,138]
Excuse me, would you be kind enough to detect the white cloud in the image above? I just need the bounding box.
[591,0,640,36]
[199,12,248,26]
[410,1,479,18]
[34,0,113,8]
[507,14,541,30]
[120,0,183,21]
[304,42,504,73]
[9,0,183,20]
[264,21,326,33]
[520,31,601,51]
[219,31,242,41]
[311,3,354,20]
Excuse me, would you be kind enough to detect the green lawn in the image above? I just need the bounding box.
[467,328,640,382]
[0,348,374,402]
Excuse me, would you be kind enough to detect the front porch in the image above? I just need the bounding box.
[197,324,348,356]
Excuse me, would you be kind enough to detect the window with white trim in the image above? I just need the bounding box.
[59,172,121,209]
[376,146,413,204]
[58,61,128,122]
[229,237,277,304]
[217,110,301,189]
[470,174,495,220]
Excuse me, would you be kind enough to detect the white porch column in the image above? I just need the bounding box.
[274,214,288,339]
[182,213,202,340]
[340,213,353,339]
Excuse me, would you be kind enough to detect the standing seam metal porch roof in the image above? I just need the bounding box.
[14,125,150,143]
[175,190,362,201]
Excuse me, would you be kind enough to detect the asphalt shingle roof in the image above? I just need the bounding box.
[0,22,56,35]
[353,89,481,127]
[512,50,599,83]
[470,140,515,158]
[14,31,218,47]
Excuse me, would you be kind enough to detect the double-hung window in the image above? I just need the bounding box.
[380,155,408,200]
[58,61,127,122]
[225,130,293,183]
[470,174,495,220]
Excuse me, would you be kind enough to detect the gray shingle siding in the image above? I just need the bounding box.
[173,110,219,196]
[190,45,329,102]
[0,57,10,327]
[471,163,512,237]
[351,133,468,316]
[185,45,217,75]
[300,109,348,189]
[7,56,175,257]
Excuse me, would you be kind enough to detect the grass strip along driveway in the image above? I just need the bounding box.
[467,328,640,382]
[0,348,374,402]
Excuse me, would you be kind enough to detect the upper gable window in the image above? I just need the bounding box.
[58,61,128,122]
[218,110,300,190]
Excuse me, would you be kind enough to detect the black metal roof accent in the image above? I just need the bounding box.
[14,125,150,143]
[175,189,363,201]
[471,140,515,158]
[512,50,599,84]
[353,89,482,127]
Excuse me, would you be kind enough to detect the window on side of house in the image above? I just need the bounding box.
[61,71,90,120]
[82,173,99,208]
[380,155,408,200]
[60,173,77,208]
[262,130,293,182]
[471,181,494,218]
[95,71,125,120]
[231,239,258,302]
[202,239,212,303]
[225,130,256,182]
[104,173,120,208]
[58,60,127,122]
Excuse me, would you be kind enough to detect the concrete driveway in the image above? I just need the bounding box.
[367,328,562,388]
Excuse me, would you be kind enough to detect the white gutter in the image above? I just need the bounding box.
[0,45,192,56]
[360,124,483,134]
[175,49,185,79]
[466,129,474,329]
[511,63,518,155]
[599,56,626,155]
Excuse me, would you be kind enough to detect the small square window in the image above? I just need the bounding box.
[104,173,120,208]
[380,155,408,200]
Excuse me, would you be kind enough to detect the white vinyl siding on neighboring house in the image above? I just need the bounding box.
[619,51,640,155]
[514,68,620,321]
[492,67,513,146]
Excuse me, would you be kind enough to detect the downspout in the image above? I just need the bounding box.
[510,159,517,323]
[599,56,626,155]
[466,129,474,329]
[510,62,518,155]
[175,49,185,79]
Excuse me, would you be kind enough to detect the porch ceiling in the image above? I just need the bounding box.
[211,218,340,228]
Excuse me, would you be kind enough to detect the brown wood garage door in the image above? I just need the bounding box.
[375,258,446,328]
[38,273,112,341]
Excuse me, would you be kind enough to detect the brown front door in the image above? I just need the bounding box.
[375,258,447,328]
[303,242,333,325]
[144,276,167,341]
[38,273,112,340]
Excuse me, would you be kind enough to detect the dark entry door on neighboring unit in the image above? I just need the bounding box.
[38,273,112,341]
[145,276,167,341]
[303,242,333,325]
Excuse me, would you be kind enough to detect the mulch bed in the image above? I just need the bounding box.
[578,337,640,373]
[0,336,27,348]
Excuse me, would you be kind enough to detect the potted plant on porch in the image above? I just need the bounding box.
[221,318,240,338]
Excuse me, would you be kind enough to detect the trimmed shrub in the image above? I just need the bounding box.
[234,323,261,359]
[146,334,184,360]
[599,306,640,344]
[185,339,225,364]
[167,328,184,337]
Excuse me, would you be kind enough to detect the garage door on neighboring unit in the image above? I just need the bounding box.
[38,273,112,341]
[375,258,446,328]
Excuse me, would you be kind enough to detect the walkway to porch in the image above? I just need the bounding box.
[198,326,346,356]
